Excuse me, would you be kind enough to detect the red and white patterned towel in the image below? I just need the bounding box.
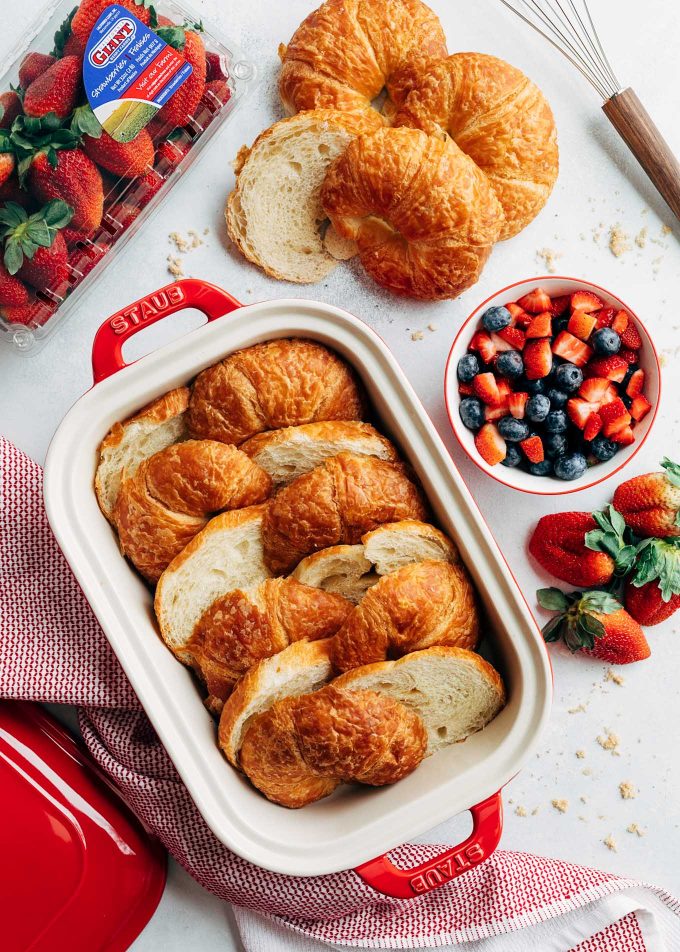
[2,434,679,951]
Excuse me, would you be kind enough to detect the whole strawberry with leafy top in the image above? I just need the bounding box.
[538,587,650,664]
[0,262,31,307]
[18,53,56,91]
[157,26,207,128]
[0,200,74,293]
[0,91,22,129]
[623,536,680,625]
[614,458,680,538]
[28,148,103,237]
[23,56,82,120]
[71,0,153,45]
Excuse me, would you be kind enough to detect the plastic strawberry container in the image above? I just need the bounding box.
[0,0,257,354]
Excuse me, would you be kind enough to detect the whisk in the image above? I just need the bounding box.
[498,0,680,221]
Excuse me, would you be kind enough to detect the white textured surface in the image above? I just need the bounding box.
[1,0,680,947]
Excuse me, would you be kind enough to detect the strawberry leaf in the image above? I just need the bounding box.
[0,202,28,230]
[632,538,680,601]
[537,587,570,611]
[51,6,77,57]
[541,615,564,642]
[580,590,621,614]
[70,105,102,140]
[156,25,187,50]
[661,457,680,488]
[586,505,636,576]
[42,199,73,229]
[3,239,24,275]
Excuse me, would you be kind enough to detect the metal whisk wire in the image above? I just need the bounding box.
[497,0,622,101]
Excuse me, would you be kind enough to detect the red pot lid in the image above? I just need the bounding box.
[0,701,166,952]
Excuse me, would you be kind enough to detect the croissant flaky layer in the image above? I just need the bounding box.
[187,339,366,445]
[396,53,559,240]
[240,685,428,807]
[113,440,272,583]
[331,559,480,671]
[262,452,429,574]
[187,578,352,710]
[278,0,447,117]
[321,127,505,300]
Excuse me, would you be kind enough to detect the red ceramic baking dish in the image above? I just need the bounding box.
[44,279,552,898]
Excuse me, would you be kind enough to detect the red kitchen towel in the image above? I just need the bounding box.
[2,433,680,951]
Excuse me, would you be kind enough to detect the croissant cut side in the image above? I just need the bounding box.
[114,440,272,583]
[187,578,352,712]
[278,0,448,120]
[187,339,366,445]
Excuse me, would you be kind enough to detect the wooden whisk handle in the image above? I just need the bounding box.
[603,88,680,222]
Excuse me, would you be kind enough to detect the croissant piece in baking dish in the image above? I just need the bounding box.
[395,53,559,240]
[321,127,505,300]
[262,452,429,574]
[331,559,480,671]
[241,420,398,487]
[187,339,366,445]
[114,441,272,583]
[278,0,447,120]
[96,387,189,521]
[187,578,352,712]
[240,685,428,808]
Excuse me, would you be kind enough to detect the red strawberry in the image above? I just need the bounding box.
[525,312,552,338]
[570,290,604,313]
[520,435,544,464]
[473,372,501,405]
[469,330,496,363]
[579,377,611,404]
[156,137,191,169]
[497,326,525,350]
[611,310,629,334]
[458,382,473,396]
[620,320,642,350]
[586,355,628,383]
[18,52,56,90]
[601,383,619,405]
[206,51,229,82]
[490,331,517,353]
[83,128,155,178]
[539,588,650,665]
[626,369,645,398]
[567,310,597,341]
[0,91,22,128]
[484,402,509,422]
[29,149,103,236]
[0,263,31,306]
[611,426,635,446]
[530,512,616,587]
[552,331,592,366]
[567,398,598,429]
[62,32,85,57]
[19,233,69,293]
[630,395,651,422]
[0,153,14,187]
[202,79,231,110]
[1,298,55,327]
[583,412,602,441]
[475,423,506,465]
[68,242,106,280]
[72,0,152,44]
[625,580,680,626]
[508,391,529,419]
[613,459,680,538]
[517,288,551,314]
[105,201,140,231]
[157,30,207,128]
[136,167,165,208]
[1,199,73,294]
[600,397,631,437]
[23,56,82,120]
[595,307,616,328]
[619,348,639,365]
[506,302,529,324]
[549,294,571,316]
[524,338,552,379]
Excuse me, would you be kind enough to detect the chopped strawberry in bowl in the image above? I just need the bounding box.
[445,277,660,495]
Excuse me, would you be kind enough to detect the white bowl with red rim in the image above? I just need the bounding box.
[444,276,661,496]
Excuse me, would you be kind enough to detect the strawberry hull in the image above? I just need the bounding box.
[0,0,256,353]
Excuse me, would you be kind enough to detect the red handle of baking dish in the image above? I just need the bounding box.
[91,278,242,383]
[353,791,502,898]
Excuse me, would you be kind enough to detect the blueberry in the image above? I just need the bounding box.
[529,460,554,477]
[496,350,524,378]
[591,436,620,462]
[526,393,551,423]
[554,452,588,480]
[498,416,531,442]
[553,315,570,334]
[592,327,621,355]
[459,397,485,431]
[481,306,512,333]
[622,365,638,389]
[523,377,546,395]
[457,353,480,383]
[544,432,568,458]
[548,388,568,409]
[501,444,523,468]
[545,409,568,433]
[622,394,633,409]
[555,363,583,393]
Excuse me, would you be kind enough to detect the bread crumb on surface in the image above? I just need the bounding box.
[609,225,631,257]
[635,227,648,248]
[604,835,617,852]
[552,798,569,814]
[605,669,625,686]
[531,807,540,816]
[582,768,592,776]
[427,323,438,332]
[569,703,587,714]
[619,781,637,800]
[597,732,620,752]
[662,224,672,235]
[410,330,424,341]
[576,750,586,759]
[169,231,189,253]
[167,255,184,277]
[580,795,588,804]
[627,823,645,837]
[515,805,528,817]
[536,247,560,273]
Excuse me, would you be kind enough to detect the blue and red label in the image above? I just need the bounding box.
[83,4,192,141]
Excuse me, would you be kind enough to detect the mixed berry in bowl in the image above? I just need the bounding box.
[456,286,652,481]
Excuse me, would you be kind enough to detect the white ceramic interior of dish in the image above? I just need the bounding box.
[445,277,661,496]
[44,296,552,876]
